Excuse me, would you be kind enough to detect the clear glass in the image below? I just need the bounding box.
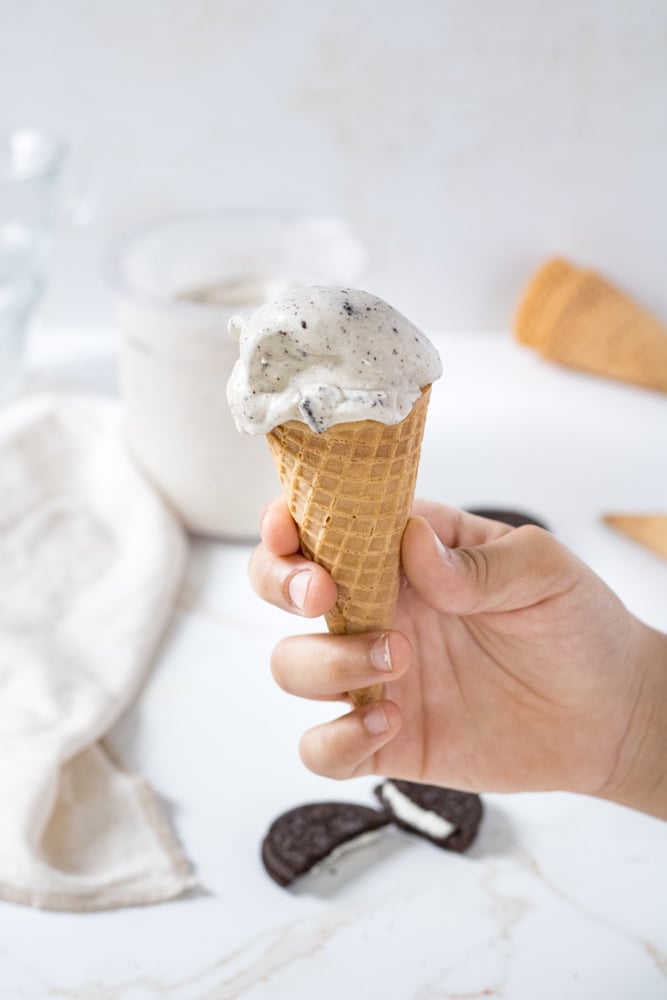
[108,210,366,538]
[0,128,67,399]
[108,209,366,315]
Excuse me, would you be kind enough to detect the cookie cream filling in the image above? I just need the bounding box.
[383,781,456,840]
[311,830,383,874]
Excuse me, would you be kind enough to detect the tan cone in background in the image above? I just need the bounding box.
[515,259,667,393]
[267,386,432,706]
[603,514,667,560]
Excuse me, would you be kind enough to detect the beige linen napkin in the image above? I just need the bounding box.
[0,393,196,910]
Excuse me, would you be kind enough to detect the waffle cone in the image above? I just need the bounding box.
[603,514,667,560]
[267,386,432,706]
[515,259,667,393]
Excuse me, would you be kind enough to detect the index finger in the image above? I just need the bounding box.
[260,495,300,556]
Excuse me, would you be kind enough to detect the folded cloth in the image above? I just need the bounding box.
[0,394,196,910]
[514,259,667,393]
[603,514,667,560]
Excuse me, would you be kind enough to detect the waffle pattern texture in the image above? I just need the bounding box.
[515,259,667,393]
[267,386,431,705]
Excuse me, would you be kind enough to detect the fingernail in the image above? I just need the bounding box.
[370,633,394,672]
[288,569,312,612]
[434,533,455,563]
[363,703,389,735]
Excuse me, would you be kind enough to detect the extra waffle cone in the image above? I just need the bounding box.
[515,259,667,393]
[603,514,667,560]
[267,386,432,706]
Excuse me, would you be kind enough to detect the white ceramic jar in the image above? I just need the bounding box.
[109,211,365,539]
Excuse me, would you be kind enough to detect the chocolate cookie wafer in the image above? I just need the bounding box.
[261,802,390,887]
[466,507,549,531]
[375,779,483,852]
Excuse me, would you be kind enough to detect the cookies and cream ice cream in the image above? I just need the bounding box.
[227,285,440,707]
[226,286,442,434]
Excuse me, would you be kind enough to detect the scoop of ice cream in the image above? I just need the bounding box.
[226,286,442,434]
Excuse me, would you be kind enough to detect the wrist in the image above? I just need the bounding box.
[600,623,667,820]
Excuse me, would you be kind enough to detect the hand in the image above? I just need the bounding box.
[250,498,667,819]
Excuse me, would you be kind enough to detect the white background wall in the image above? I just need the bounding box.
[2,0,666,331]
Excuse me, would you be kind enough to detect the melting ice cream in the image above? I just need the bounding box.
[226,286,442,434]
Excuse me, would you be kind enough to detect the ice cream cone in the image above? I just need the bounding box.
[515,259,667,393]
[603,514,667,560]
[267,385,432,706]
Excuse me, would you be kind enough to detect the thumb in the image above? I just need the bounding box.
[401,515,574,616]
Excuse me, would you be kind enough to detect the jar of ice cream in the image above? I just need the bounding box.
[108,210,365,539]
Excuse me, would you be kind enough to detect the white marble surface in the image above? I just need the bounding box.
[1,328,666,999]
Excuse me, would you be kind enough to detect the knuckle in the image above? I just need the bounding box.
[316,727,347,778]
[318,636,364,691]
[299,734,332,778]
[516,523,550,547]
[316,640,342,684]
[269,639,292,692]
[456,545,485,584]
[456,546,492,605]
[515,523,560,566]
[473,547,492,588]
[246,544,263,590]
[300,724,358,781]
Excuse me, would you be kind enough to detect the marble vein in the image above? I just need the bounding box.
[15,908,363,1000]
[517,847,667,979]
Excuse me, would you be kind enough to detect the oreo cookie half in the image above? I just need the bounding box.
[375,779,483,852]
[261,802,391,887]
[466,507,549,531]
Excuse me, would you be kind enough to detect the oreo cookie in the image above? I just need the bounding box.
[261,802,390,887]
[375,779,483,852]
[466,507,549,531]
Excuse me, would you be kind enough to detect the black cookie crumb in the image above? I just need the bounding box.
[375,779,483,853]
[466,508,550,531]
[262,802,390,887]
